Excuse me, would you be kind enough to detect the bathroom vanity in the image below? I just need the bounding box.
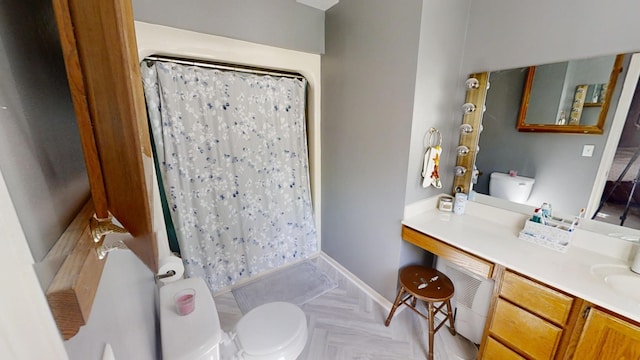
[402,196,640,359]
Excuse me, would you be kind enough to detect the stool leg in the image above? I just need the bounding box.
[385,287,406,327]
[445,299,456,336]
[427,301,435,360]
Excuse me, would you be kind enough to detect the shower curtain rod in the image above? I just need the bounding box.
[144,55,305,80]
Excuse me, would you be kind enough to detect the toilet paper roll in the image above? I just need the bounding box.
[157,255,185,283]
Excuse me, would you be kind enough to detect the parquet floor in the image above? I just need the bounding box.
[213,255,478,360]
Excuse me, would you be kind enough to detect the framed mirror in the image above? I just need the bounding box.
[516,54,624,134]
[457,52,640,240]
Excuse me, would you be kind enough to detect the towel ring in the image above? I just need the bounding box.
[424,128,442,148]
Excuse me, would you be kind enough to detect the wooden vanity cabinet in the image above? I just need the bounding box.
[480,269,583,360]
[401,225,640,360]
[573,307,640,359]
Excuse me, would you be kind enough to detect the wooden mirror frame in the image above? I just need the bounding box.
[517,54,624,134]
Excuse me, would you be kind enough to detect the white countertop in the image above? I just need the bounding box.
[402,196,640,323]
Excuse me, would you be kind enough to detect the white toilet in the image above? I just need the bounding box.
[159,277,308,360]
[489,172,535,203]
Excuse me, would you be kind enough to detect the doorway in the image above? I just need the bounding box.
[590,54,640,230]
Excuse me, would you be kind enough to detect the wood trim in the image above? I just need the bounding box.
[44,199,107,339]
[557,299,589,360]
[58,0,156,272]
[516,54,624,134]
[401,225,494,279]
[51,0,109,218]
[478,264,506,359]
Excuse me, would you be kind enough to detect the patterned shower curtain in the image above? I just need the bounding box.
[141,60,317,291]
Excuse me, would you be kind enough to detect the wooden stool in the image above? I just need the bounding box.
[385,265,456,360]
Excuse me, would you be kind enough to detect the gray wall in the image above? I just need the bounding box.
[403,0,472,205]
[0,0,89,264]
[322,0,423,301]
[131,0,325,54]
[463,0,640,73]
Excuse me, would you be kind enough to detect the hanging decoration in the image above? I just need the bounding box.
[421,128,443,189]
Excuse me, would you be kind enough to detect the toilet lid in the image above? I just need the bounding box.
[236,302,307,356]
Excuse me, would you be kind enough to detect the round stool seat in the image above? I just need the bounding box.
[399,265,454,302]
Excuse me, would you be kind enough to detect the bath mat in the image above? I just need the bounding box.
[232,261,338,314]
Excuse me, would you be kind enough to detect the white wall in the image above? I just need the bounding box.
[64,251,158,360]
[0,168,68,360]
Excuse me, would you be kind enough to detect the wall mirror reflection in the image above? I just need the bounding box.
[517,54,624,134]
[467,52,640,237]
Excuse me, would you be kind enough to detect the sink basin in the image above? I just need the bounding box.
[604,274,640,303]
[590,264,640,303]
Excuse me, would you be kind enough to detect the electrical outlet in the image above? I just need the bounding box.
[582,144,595,157]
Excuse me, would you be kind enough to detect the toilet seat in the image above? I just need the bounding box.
[235,302,308,360]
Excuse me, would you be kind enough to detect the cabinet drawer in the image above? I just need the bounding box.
[500,270,573,325]
[483,337,526,360]
[490,298,562,359]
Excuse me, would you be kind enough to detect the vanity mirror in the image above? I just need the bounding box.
[458,52,640,238]
[517,54,624,134]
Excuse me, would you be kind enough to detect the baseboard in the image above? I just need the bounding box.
[319,252,395,311]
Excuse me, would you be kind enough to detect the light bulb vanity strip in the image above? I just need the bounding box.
[453,73,490,194]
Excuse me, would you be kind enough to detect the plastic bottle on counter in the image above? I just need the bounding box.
[541,203,552,218]
[453,193,467,215]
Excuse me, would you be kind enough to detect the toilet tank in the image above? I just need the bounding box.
[489,172,535,203]
[159,277,222,360]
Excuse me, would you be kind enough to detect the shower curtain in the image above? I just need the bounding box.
[141,60,317,291]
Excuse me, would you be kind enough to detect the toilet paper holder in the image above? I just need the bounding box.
[155,270,176,281]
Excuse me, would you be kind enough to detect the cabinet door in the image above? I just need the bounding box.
[573,308,640,359]
[53,0,156,271]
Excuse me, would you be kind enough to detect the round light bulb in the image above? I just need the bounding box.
[465,78,480,89]
[462,103,476,114]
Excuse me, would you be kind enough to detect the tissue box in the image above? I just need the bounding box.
[518,219,573,253]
